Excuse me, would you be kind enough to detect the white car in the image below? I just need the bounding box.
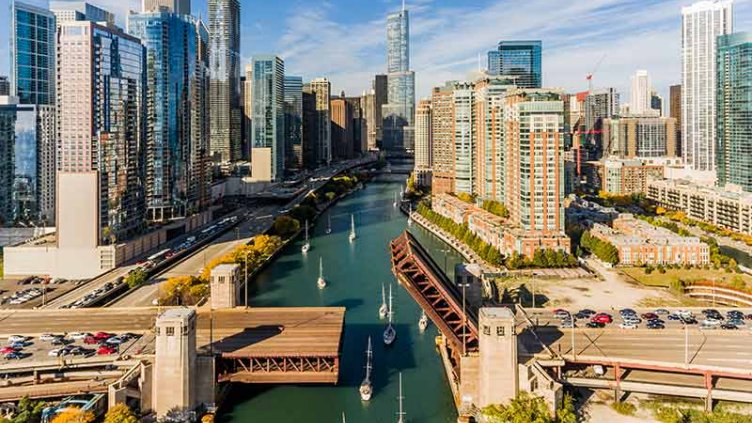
[677,310,694,318]
[619,322,638,329]
[69,332,91,340]
[7,335,27,343]
[702,319,721,326]
[105,336,126,345]
[48,348,63,357]
[39,334,59,342]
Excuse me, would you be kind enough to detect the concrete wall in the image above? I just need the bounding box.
[57,172,99,249]
[251,148,273,182]
[195,355,216,408]
[3,244,109,279]
[154,309,197,416]
[478,308,518,408]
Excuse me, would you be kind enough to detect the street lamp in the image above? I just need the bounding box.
[244,250,251,308]
[457,279,471,357]
[531,271,537,309]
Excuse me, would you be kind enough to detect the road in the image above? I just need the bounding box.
[42,266,136,309]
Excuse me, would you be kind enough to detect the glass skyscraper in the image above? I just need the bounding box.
[251,55,285,181]
[383,6,415,152]
[10,1,56,106]
[717,32,752,192]
[284,76,303,169]
[128,12,210,221]
[487,41,542,89]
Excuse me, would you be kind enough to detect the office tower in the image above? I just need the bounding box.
[716,32,752,191]
[373,74,388,149]
[602,117,677,158]
[249,56,285,182]
[243,65,253,160]
[303,78,331,166]
[452,81,475,195]
[383,6,415,151]
[50,1,114,25]
[414,99,432,187]
[208,0,241,162]
[505,89,565,235]
[331,94,354,160]
[583,88,619,156]
[362,90,377,152]
[0,97,55,225]
[487,41,542,88]
[11,1,56,106]
[630,70,651,115]
[142,0,191,14]
[431,83,456,195]
[58,21,145,243]
[682,0,733,173]
[670,84,682,156]
[345,95,366,155]
[651,91,664,116]
[284,76,303,169]
[0,77,9,96]
[128,12,210,221]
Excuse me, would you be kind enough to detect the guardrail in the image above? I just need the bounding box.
[684,284,752,307]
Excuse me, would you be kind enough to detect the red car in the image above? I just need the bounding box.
[591,314,613,324]
[83,336,100,345]
[93,332,114,340]
[97,345,117,355]
[0,346,17,354]
[641,312,658,320]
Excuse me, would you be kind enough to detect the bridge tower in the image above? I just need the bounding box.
[154,308,197,416]
[210,263,241,309]
[478,307,518,408]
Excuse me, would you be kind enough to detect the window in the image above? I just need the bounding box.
[166,326,175,336]
[497,326,505,337]
[483,325,490,336]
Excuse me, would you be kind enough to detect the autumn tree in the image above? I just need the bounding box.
[51,409,96,423]
[104,404,139,423]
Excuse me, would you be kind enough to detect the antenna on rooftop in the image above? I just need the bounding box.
[402,0,406,12]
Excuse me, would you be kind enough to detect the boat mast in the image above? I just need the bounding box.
[397,372,405,423]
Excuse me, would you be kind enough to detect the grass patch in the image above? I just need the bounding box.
[643,399,752,423]
[620,267,752,288]
[611,401,637,416]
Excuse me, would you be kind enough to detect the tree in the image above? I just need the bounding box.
[556,395,577,423]
[125,268,148,289]
[159,276,207,306]
[455,192,475,204]
[11,397,46,423]
[51,409,96,423]
[104,404,138,423]
[271,215,300,238]
[482,392,555,423]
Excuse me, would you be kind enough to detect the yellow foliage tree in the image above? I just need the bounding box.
[159,275,207,306]
[103,404,139,423]
[51,409,96,423]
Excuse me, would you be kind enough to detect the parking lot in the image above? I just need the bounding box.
[0,276,83,309]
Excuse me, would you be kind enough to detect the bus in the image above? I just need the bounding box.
[147,249,172,262]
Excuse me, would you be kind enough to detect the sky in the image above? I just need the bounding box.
[3,0,752,104]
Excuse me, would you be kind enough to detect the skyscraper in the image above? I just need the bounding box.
[331,94,354,160]
[414,99,432,187]
[284,76,303,169]
[487,41,542,88]
[208,0,241,162]
[383,5,415,152]
[0,77,9,96]
[50,1,114,25]
[128,11,210,221]
[372,74,388,149]
[362,89,377,152]
[716,32,752,191]
[431,83,456,195]
[243,64,253,160]
[141,0,191,14]
[670,84,682,155]
[630,70,651,115]
[651,91,664,116]
[10,1,56,106]
[250,55,285,182]
[57,21,146,243]
[303,78,332,166]
[682,0,733,173]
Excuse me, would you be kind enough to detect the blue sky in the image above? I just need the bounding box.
[3,0,752,103]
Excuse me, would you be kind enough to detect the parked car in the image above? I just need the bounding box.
[592,314,613,324]
[4,352,26,360]
[619,322,638,329]
[97,345,117,355]
[69,332,91,340]
[586,321,605,328]
[7,335,27,343]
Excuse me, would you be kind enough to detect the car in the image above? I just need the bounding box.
[619,308,637,316]
[667,314,681,321]
[646,322,665,329]
[48,348,68,357]
[8,341,26,349]
[700,323,718,330]
[623,317,642,325]
[7,335,27,343]
[105,336,126,345]
[641,312,658,320]
[655,308,670,315]
[553,309,570,318]
[4,352,25,360]
[560,320,575,328]
[677,310,694,318]
[67,347,91,356]
[682,317,698,325]
[0,347,17,354]
[69,332,91,340]
[50,337,69,346]
[745,314,752,320]
[647,318,665,325]
[702,319,722,326]
[619,322,638,329]
[83,336,99,345]
[39,334,58,342]
[97,345,117,355]
[578,309,596,316]
[592,314,613,324]
[721,323,739,330]
[586,321,605,328]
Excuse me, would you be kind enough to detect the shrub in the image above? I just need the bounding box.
[611,401,636,416]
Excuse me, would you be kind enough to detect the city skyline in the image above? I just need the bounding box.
[3,0,752,102]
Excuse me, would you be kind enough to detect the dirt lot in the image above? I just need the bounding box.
[620,266,752,287]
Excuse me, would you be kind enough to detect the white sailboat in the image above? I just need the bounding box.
[418,309,428,332]
[317,257,327,289]
[393,192,398,208]
[396,372,406,423]
[359,337,373,401]
[378,284,388,319]
[399,185,404,200]
[325,214,332,235]
[383,285,396,346]
[407,203,413,226]
[348,214,357,243]
[301,220,311,254]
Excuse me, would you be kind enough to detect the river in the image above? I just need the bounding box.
[217,179,463,423]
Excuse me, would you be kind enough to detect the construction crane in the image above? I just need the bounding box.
[586,54,607,94]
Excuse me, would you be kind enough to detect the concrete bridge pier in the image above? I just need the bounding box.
[704,373,714,412]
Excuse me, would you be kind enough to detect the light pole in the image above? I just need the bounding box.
[531,271,537,309]
[458,280,471,357]
[684,321,689,367]
[244,250,250,308]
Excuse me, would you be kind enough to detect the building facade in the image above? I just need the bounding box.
[50,1,114,25]
[383,7,415,151]
[593,157,665,195]
[283,76,303,170]
[208,0,241,162]
[431,84,455,195]
[11,1,56,107]
[681,0,733,174]
[487,41,542,88]
[302,78,331,166]
[57,21,146,243]
[716,32,752,192]
[670,84,682,156]
[630,70,652,115]
[141,0,191,14]
[0,77,9,96]
[250,55,285,182]
[372,74,388,150]
[330,94,354,160]
[128,12,210,221]
[602,116,678,158]
[414,98,432,186]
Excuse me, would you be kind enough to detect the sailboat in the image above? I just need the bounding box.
[399,185,404,200]
[359,337,373,401]
[301,220,311,254]
[418,310,428,332]
[317,257,327,289]
[396,372,406,423]
[407,204,413,226]
[378,284,388,319]
[383,285,396,346]
[393,192,398,208]
[325,214,332,235]
[348,214,357,243]
[342,412,346,423]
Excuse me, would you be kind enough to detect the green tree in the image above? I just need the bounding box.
[104,404,139,423]
[125,267,148,288]
[12,396,46,423]
[482,392,555,423]
[271,215,300,238]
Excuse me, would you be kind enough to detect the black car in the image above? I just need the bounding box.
[646,322,665,329]
[682,317,698,325]
[720,323,738,330]
[586,321,605,328]
[647,318,665,325]
[667,314,681,321]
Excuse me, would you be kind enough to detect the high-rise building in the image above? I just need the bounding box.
[682,0,733,173]
[346,95,366,156]
[651,91,664,116]
[453,81,475,195]
[57,21,146,243]
[284,76,303,170]
[716,32,752,191]
[141,0,191,14]
[373,74,388,149]
[383,6,415,152]
[331,94,354,160]
[630,70,651,115]
[670,84,682,155]
[0,97,55,225]
[487,41,542,88]
[431,83,456,195]
[414,99,432,187]
[50,1,114,25]
[602,117,678,158]
[250,55,285,182]
[11,1,56,106]
[243,65,253,160]
[362,90,377,152]
[0,77,9,96]
[583,87,619,156]
[128,12,210,221]
[208,0,241,162]
[303,78,331,166]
